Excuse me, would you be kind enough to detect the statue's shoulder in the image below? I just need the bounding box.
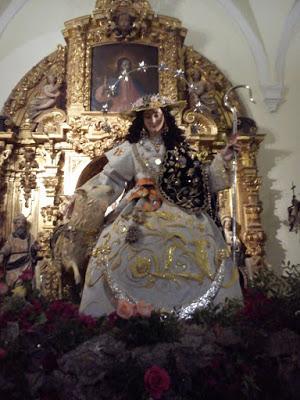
[105,140,132,162]
[104,141,134,180]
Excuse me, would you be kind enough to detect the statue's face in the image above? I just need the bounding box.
[14,219,27,237]
[143,108,165,135]
[222,217,232,230]
[117,13,131,31]
[47,74,55,84]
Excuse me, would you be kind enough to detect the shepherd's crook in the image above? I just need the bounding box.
[223,85,255,268]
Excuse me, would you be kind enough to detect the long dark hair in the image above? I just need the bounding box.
[125,107,185,150]
[126,106,211,214]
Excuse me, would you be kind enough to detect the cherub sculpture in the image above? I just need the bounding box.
[28,74,61,120]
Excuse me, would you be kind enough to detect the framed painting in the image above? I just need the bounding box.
[90,43,159,112]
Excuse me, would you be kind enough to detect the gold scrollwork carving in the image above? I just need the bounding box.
[18,147,39,207]
[41,205,62,225]
[183,46,245,133]
[66,114,130,157]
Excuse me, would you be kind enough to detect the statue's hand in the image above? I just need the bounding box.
[220,135,241,162]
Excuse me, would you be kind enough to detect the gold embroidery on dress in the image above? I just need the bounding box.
[126,237,216,287]
[113,148,124,156]
[130,256,151,278]
[214,247,239,288]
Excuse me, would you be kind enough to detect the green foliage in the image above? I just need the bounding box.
[114,311,181,346]
[0,294,27,314]
[191,297,243,326]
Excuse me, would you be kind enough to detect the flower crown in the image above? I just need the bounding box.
[119,94,186,118]
[131,94,181,111]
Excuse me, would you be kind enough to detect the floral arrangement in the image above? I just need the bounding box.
[0,264,300,400]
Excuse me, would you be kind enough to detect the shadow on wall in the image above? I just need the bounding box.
[185,29,210,49]
[258,126,289,272]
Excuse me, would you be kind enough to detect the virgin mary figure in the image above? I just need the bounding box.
[93,57,146,112]
[79,94,242,317]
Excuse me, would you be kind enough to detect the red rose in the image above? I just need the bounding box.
[144,365,171,399]
[0,348,7,360]
[242,290,272,320]
[107,311,119,327]
[46,300,78,321]
[19,268,34,282]
[78,314,97,329]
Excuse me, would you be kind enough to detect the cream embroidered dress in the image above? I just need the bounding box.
[79,137,242,317]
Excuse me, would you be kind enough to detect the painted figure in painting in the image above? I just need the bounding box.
[74,94,242,317]
[94,57,145,112]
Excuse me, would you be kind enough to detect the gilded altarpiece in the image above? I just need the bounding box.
[0,0,265,299]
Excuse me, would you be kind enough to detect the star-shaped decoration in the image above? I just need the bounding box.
[108,84,116,96]
[101,103,109,113]
[191,123,200,135]
[138,60,147,72]
[188,83,196,92]
[103,120,112,133]
[194,101,204,113]
[158,62,169,72]
[174,69,185,78]
[121,70,129,82]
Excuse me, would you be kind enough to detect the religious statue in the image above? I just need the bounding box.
[108,5,146,40]
[73,94,243,317]
[188,68,218,115]
[288,183,300,233]
[28,74,62,120]
[113,9,134,38]
[0,144,13,168]
[0,214,40,288]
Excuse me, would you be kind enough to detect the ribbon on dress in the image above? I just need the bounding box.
[128,178,162,211]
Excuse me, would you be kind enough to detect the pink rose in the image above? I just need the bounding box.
[144,365,171,399]
[116,300,136,319]
[136,300,153,318]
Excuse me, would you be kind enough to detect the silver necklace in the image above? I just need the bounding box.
[148,135,163,153]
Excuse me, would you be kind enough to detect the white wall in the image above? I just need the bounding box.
[0,0,300,269]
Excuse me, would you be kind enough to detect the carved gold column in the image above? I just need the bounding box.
[238,135,265,257]
[64,17,89,116]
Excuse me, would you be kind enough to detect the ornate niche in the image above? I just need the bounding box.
[0,0,265,299]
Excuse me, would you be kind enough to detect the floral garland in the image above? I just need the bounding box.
[0,264,300,400]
